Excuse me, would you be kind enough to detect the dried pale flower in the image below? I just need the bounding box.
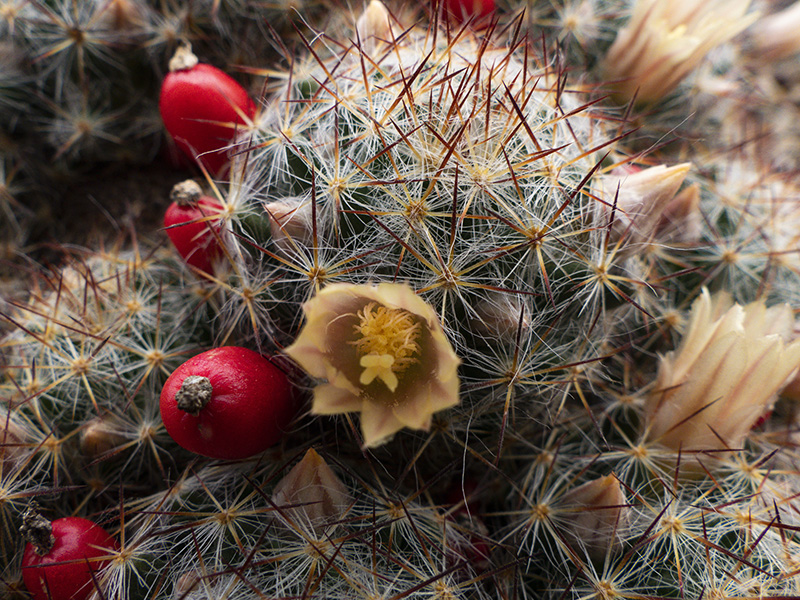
[645,289,800,457]
[557,474,629,558]
[285,282,461,447]
[356,0,394,53]
[272,448,351,533]
[593,163,692,250]
[746,1,800,61]
[603,0,755,104]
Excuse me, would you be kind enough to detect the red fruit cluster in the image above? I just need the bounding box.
[159,42,257,177]
[21,511,117,600]
[160,346,296,459]
[163,180,224,275]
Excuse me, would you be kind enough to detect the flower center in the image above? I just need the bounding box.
[351,302,421,392]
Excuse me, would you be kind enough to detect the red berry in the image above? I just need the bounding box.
[21,509,117,600]
[160,347,296,459]
[159,42,256,177]
[444,0,495,25]
[164,180,225,275]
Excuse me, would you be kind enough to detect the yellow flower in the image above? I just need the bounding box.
[285,283,461,447]
[645,289,800,457]
[603,0,755,104]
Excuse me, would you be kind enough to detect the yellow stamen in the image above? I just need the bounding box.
[352,302,421,391]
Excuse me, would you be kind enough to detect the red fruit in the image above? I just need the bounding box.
[159,42,256,177]
[444,0,495,25]
[160,347,296,459]
[164,180,224,274]
[21,507,117,600]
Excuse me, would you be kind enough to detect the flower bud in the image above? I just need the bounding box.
[654,182,701,244]
[593,163,692,252]
[1,410,30,472]
[80,415,127,459]
[272,448,351,534]
[645,289,800,460]
[265,198,315,253]
[356,0,393,53]
[557,474,629,558]
[746,2,800,62]
[603,0,755,104]
[470,297,529,342]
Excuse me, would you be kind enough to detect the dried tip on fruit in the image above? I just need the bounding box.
[175,375,213,416]
[558,474,629,558]
[272,448,351,534]
[168,40,199,72]
[170,180,203,206]
[20,502,54,556]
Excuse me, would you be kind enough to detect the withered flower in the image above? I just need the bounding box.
[285,283,461,447]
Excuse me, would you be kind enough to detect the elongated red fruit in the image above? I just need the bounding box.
[159,42,256,177]
[163,180,224,275]
[21,505,118,600]
[160,347,296,459]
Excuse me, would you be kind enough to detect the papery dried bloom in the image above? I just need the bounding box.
[603,0,755,104]
[557,474,629,558]
[645,289,800,456]
[285,283,461,447]
[272,448,351,533]
[746,1,800,61]
[593,163,692,250]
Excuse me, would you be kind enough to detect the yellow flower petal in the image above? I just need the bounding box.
[284,282,461,448]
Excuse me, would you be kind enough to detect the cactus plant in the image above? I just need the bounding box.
[3,1,800,599]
